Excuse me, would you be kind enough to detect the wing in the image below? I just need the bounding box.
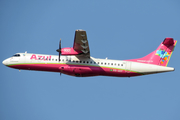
[73,29,90,58]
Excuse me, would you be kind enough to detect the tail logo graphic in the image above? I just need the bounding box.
[155,49,170,64]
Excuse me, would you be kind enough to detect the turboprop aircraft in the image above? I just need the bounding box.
[2,30,177,77]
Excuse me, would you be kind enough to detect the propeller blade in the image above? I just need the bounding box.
[59,52,60,61]
[59,38,61,50]
[56,39,61,62]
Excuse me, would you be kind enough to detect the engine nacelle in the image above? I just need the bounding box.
[61,47,83,55]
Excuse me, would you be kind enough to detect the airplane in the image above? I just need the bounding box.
[2,29,177,77]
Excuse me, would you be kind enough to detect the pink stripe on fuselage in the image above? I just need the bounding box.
[8,63,141,77]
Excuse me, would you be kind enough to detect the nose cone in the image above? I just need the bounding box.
[2,59,8,66]
[2,60,5,65]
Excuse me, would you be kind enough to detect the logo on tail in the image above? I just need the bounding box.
[155,49,170,64]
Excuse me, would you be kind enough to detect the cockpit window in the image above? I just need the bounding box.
[13,54,20,57]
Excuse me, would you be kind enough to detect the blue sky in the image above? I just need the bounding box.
[0,0,180,120]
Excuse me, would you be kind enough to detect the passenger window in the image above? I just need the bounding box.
[56,59,57,61]
[52,58,54,61]
[87,61,89,64]
[98,62,99,64]
[69,60,71,62]
[80,61,82,63]
[114,63,116,65]
[73,60,75,62]
[111,63,113,65]
[94,62,96,64]
[90,61,92,64]
[76,61,78,63]
[101,62,103,65]
[108,63,110,65]
[105,63,106,65]
[121,64,123,66]
[83,61,85,63]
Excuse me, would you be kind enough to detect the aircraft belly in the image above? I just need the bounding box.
[7,62,174,77]
[59,65,101,77]
[9,63,61,72]
[100,67,141,77]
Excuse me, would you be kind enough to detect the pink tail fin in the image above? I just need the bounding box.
[127,38,177,66]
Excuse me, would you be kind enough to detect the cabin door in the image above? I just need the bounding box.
[125,62,131,73]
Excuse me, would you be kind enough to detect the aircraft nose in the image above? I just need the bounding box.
[2,59,8,65]
[2,60,6,65]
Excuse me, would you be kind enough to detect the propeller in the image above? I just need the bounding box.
[56,39,62,76]
[56,38,61,62]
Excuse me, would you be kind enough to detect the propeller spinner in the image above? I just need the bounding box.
[56,38,61,62]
